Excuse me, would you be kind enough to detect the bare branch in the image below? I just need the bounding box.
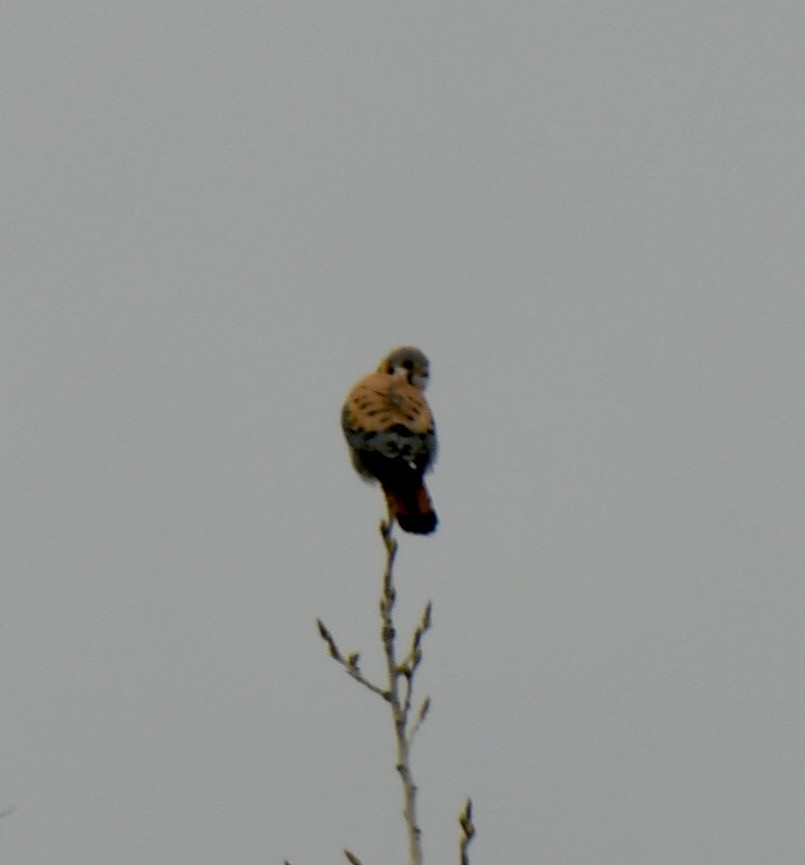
[408,696,431,746]
[459,798,476,865]
[306,507,476,865]
[317,618,341,660]
[316,618,390,701]
[377,520,423,865]
[399,601,432,677]
[399,599,433,728]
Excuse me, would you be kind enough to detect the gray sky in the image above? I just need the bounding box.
[3,2,804,863]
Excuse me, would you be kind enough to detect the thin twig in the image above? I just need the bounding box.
[316,618,391,701]
[459,798,475,865]
[408,696,431,746]
[399,600,432,728]
[344,849,364,865]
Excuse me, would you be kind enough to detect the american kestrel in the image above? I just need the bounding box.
[342,346,438,534]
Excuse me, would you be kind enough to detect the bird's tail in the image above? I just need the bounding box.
[383,482,438,535]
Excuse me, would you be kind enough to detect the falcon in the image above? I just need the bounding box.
[342,346,438,534]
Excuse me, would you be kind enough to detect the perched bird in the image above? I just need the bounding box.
[342,346,438,534]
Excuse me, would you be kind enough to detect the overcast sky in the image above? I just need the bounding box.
[2,2,804,863]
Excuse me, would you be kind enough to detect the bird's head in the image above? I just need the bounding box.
[378,346,430,390]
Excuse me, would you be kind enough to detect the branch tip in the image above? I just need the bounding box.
[459,797,476,864]
[317,618,343,661]
[460,797,474,832]
[423,600,432,629]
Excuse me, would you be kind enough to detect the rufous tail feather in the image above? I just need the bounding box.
[383,483,438,535]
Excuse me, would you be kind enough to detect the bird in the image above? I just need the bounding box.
[342,346,438,534]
